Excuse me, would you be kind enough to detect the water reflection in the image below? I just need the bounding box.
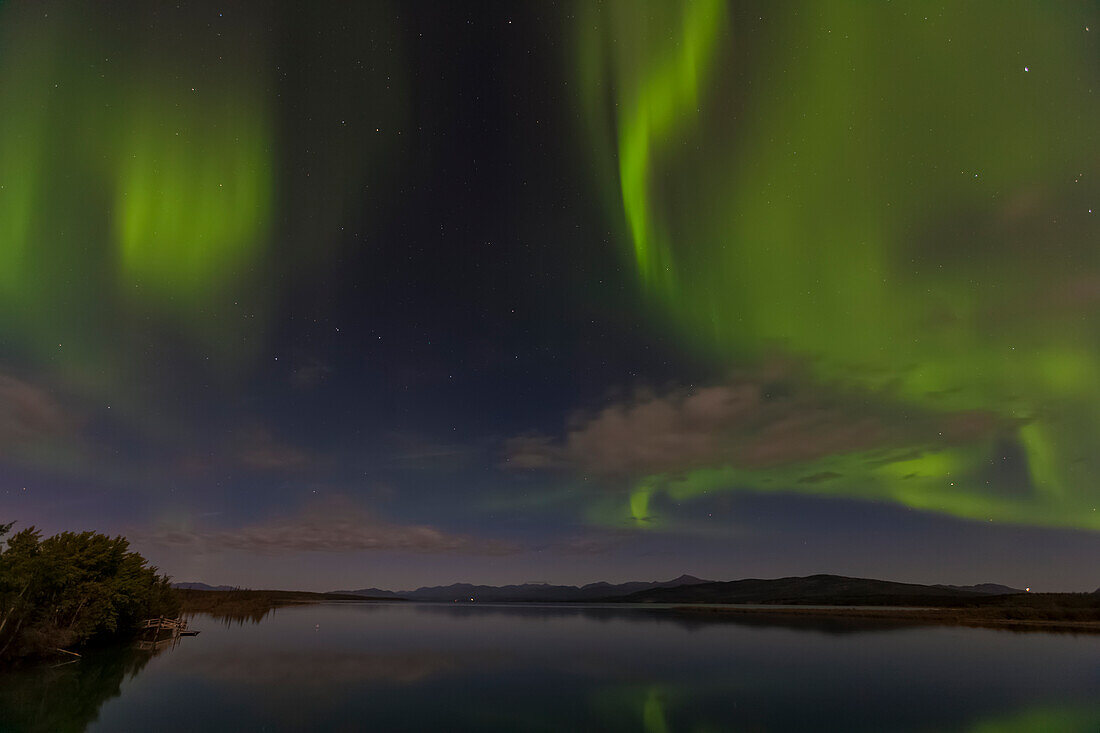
[641,686,669,733]
[961,705,1100,733]
[594,684,1100,733]
[413,602,943,635]
[167,649,496,686]
[0,645,162,733]
[0,603,1096,732]
[184,599,391,629]
[133,636,181,653]
[184,607,273,628]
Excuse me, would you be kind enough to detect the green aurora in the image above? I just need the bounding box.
[3,0,1099,543]
[0,2,404,405]
[579,1,1100,530]
[0,10,274,458]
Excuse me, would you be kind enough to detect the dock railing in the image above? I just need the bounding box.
[141,616,188,636]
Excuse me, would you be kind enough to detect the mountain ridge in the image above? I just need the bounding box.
[175,574,1040,603]
[616,574,1022,605]
[171,582,242,591]
[332,574,710,602]
[933,583,1024,595]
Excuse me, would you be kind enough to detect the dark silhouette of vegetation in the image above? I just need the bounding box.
[671,598,1100,633]
[0,522,179,664]
[175,588,373,623]
[618,574,1100,624]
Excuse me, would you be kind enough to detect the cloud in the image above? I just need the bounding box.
[797,471,843,484]
[291,357,333,389]
[502,435,561,469]
[0,373,73,450]
[534,530,634,555]
[141,496,518,556]
[380,431,479,470]
[505,361,1011,479]
[237,427,310,471]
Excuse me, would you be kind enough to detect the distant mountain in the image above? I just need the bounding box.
[330,587,403,599]
[333,574,710,602]
[617,574,1003,605]
[933,583,1023,595]
[172,582,241,591]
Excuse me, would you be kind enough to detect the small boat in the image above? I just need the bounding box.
[178,630,201,636]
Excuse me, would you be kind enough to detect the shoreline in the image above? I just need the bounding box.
[175,589,392,622]
[666,604,1100,634]
[175,588,1100,635]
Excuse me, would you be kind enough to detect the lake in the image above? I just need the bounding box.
[1,602,1098,732]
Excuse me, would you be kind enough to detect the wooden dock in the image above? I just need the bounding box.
[140,616,199,639]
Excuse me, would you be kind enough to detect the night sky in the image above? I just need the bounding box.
[3,1,1099,591]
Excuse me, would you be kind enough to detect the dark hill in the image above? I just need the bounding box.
[334,574,710,602]
[172,582,240,591]
[933,583,1022,595]
[616,574,995,605]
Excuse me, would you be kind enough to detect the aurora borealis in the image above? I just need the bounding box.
[2,0,1099,590]
[579,0,1100,532]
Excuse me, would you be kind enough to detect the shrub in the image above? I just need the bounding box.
[0,522,179,663]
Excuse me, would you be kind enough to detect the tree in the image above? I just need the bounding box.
[0,523,179,663]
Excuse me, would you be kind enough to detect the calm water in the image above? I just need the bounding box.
[1,602,1098,732]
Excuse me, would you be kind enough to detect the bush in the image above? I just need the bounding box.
[0,522,179,663]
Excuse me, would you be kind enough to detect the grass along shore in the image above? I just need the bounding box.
[174,589,390,622]
[668,597,1100,634]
